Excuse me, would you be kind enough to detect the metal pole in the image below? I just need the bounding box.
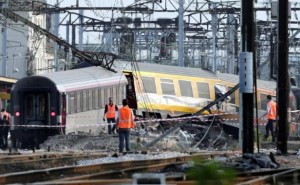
[1,1,8,77]
[211,2,217,73]
[178,0,184,67]
[78,10,83,50]
[270,34,274,79]
[12,55,14,77]
[277,0,289,154]
[240,0,254,154]
[66,21,70,70]
[227,14,234,74]
[54,0,59,71]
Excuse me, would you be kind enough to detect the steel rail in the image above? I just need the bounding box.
[0,151,236,184]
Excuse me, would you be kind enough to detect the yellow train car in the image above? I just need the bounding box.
[119,61,276,119]
[0,76,17,100]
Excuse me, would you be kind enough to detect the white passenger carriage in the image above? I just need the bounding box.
[10,66,127,148]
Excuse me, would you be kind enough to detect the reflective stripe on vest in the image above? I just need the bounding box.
[118,107,134,129]
[106,104,116,118]
[267,100,276,120]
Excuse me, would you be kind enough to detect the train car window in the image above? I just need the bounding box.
[141,76,157,93]
[196,82,210,99]
[214,84,230,101]
[83,91,87,111]
[97,89,102,108]
[108,87,112,100]
[179,80,193,97]
[228,86,236,104]
[88,90,93,110]
[73,93,77,113]
[24,93,48,122]
[77,92,83,112]
[112,86,117,103]
[100,88,106,108]
[68,92,75,114]
[93,90,98,109]
[116,86,120,104]
[260,93,268,110]
[105,88,109,103]
[38,95,46,118]
[161,79,175,95]
[25,95,34,118]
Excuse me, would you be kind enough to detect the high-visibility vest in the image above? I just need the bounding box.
[106,104,116,118]
[118,106,134,129]
[267,100,277,120]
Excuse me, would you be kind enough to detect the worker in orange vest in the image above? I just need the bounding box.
[103,97,118,135]
[116,99,135,153]
[264,95,277,142]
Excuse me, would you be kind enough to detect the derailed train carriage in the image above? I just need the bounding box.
[10,66,134,148]
[120,61,277,119]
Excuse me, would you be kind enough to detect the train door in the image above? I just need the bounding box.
[23,92,50,125]
[124,72,138,109]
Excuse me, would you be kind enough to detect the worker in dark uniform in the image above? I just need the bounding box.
[2,115,9,150]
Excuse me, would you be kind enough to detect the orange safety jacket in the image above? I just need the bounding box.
[267,100,277,120]
[106,104,116,118]
[118,107,134,129]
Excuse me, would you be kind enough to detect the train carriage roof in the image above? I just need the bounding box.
[115,60,276,92]
[38,66,127,92]
[217,73,276,91]
[115,60,218,79]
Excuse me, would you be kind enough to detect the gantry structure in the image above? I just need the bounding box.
[1,0,300,79]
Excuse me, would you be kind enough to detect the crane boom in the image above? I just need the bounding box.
[0,8,117,72]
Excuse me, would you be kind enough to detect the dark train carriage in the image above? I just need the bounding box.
[10,76,61,148]
[10,66,128,148]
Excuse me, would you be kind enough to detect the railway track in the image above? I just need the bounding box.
[0,151,109,174]
[0,151,236,184]
[0,150,298,185]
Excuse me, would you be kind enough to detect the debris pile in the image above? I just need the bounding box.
[40,118,239,153]
[225,153,280,171]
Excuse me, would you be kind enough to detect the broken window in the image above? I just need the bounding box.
[214,84,231,101]
[228,86,236,104]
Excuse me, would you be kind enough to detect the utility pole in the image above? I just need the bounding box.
[1,0,8,77]
[65,20,70,70]
[178,0,184,67]
[78,10,83,50]
[240,0,254,153]
[277,0,289,154]
[54,0,59,71]
[211,2,217,73]
[227,14,235,74]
